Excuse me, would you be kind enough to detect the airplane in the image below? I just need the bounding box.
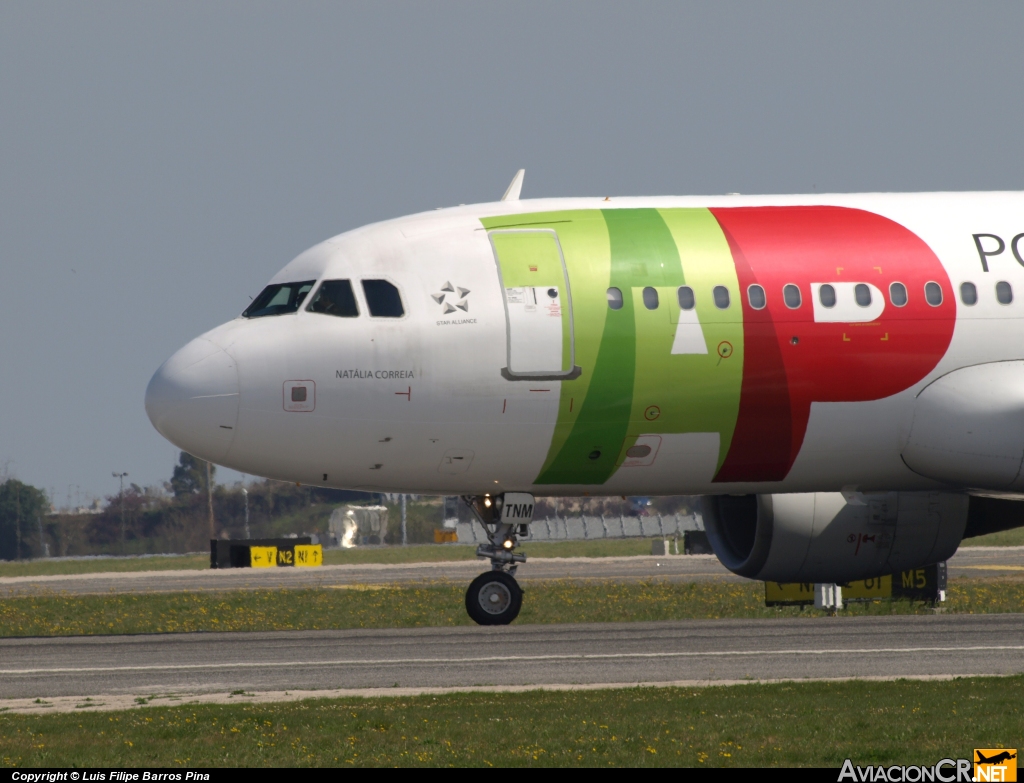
[145,170,1024,625]
[976,751,1017,765]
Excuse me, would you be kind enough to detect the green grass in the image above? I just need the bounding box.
[520,539,658,558]
[0,554,210,578]
[1,677,1020,767]
[960,527,1024,546]
[0,539,661,578]
[321,544,477,564]
[1,579,1022,637]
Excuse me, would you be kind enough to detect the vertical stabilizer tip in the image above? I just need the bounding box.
[501,169,525,201]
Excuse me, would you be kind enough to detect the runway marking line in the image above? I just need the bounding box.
[4,644,1023,676]
[958,565,1024,571]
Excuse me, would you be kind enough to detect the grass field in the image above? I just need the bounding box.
[0,539,660,578]
[0,554,211,578]
[1,578,1022,637]
[1,676,1020,767]
[961,527,1024,547]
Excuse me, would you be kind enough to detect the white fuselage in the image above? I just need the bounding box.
[145,191,1024,498]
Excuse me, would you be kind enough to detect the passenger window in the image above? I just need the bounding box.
[307,280,359,317]
[677,286,695,310]
[819,284,836,308]
[243,281,316,318]
[747,285,766,310]
[855,283,872,307]
[925,281,943,307]
[361,279,404,317]
[997,281,1013,305]
[890,282,908,307]
[783,284,801,309]
[713,286,730,309]
[642,287,659,310]
[959,282,978,306]
[607,287,624,310]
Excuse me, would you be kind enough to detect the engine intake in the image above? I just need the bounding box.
[700,492,969,583]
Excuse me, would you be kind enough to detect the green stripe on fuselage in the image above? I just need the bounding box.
[480,208,743,486]
[534,209,674,483]
[635,209,743,472]
[482,210,613,480]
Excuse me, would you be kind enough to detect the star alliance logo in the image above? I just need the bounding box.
[432,281,470,314]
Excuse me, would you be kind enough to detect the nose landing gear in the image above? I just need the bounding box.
[460,493,534,626]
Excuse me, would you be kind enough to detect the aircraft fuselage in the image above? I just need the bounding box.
[145,191,1024,499]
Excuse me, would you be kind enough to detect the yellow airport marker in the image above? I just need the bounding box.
[250,546,277,568]
[294,544,323,567]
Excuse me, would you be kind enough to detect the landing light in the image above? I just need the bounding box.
[483,498,492,508]
[502,539,514,549]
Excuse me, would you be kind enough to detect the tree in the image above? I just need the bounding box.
[0,479,49,560]
[170,452,215,498]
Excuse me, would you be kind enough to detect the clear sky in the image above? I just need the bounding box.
[2,2,1023,505]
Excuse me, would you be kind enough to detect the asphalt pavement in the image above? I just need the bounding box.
[1,613,1021,703]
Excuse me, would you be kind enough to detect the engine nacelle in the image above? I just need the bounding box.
[700,492,968,583]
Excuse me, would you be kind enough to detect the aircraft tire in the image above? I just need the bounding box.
[465,571,523,626]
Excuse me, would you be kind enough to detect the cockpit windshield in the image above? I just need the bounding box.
[242,281,315,318]
[307,280,359,317]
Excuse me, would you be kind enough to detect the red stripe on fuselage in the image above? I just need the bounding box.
[713,223,795,481]
[710,206,955,483]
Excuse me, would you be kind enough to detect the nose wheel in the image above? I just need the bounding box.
[460,493,534,626]
[465,570,523,625]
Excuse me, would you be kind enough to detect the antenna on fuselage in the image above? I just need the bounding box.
[501,169,525,201]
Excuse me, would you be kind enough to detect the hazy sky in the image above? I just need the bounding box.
[3,2,1023,505]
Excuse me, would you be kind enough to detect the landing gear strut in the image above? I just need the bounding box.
[461,493,534,626]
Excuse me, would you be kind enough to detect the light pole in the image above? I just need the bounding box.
[242,487,250,540]
[401,493,407,546]
[112,472,128,555]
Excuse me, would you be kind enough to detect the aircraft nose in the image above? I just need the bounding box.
[145,337,240,463]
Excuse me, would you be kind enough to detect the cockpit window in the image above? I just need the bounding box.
[243,281,315,318]
[361,279,405,317]
[307,280,359,317]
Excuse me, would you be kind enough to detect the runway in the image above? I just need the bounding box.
[1,546,1021,597]
[1,614,1021,705]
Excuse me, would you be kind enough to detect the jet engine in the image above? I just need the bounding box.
[700,492,970,583]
